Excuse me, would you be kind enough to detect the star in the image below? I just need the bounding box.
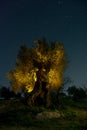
[57,0,63,6]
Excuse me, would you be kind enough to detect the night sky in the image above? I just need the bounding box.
[0,0,87,87]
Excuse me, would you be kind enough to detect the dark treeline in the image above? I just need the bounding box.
[0,86,21,99]
[0,84,87,103]
[67,85,87,101]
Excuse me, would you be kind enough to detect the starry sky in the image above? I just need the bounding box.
[0,0,87,87]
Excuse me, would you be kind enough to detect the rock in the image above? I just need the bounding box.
[36,111,62,120]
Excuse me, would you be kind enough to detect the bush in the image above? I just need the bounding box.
[67,86,87,101]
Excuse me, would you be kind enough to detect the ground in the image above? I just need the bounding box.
[0,96,87,130]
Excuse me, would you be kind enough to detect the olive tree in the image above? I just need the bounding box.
[7,38,67,107]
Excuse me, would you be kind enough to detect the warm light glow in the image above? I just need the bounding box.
[25,85,34,92]
[48,69,62,89]
[7,41,67,93]
[7,68,37,93]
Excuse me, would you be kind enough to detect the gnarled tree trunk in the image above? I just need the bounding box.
[27,67,51,107]
[27,81,51,107]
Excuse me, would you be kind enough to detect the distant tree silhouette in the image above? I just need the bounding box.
[10,90,21,99]
[0,86,21,99]
[7,38,68,107]
[0,87,11,99]
[67,86,87,101]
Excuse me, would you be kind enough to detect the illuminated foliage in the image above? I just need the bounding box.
[7,39,67,93]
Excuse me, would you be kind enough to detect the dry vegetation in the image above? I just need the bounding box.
[0,97,87,130]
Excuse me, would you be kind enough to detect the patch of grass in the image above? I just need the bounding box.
[0,98,87,130]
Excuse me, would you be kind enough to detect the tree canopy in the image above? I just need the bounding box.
[7,38,67,94]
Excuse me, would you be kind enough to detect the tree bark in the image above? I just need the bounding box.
[27,81,51,107]
[27,67,51,107]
